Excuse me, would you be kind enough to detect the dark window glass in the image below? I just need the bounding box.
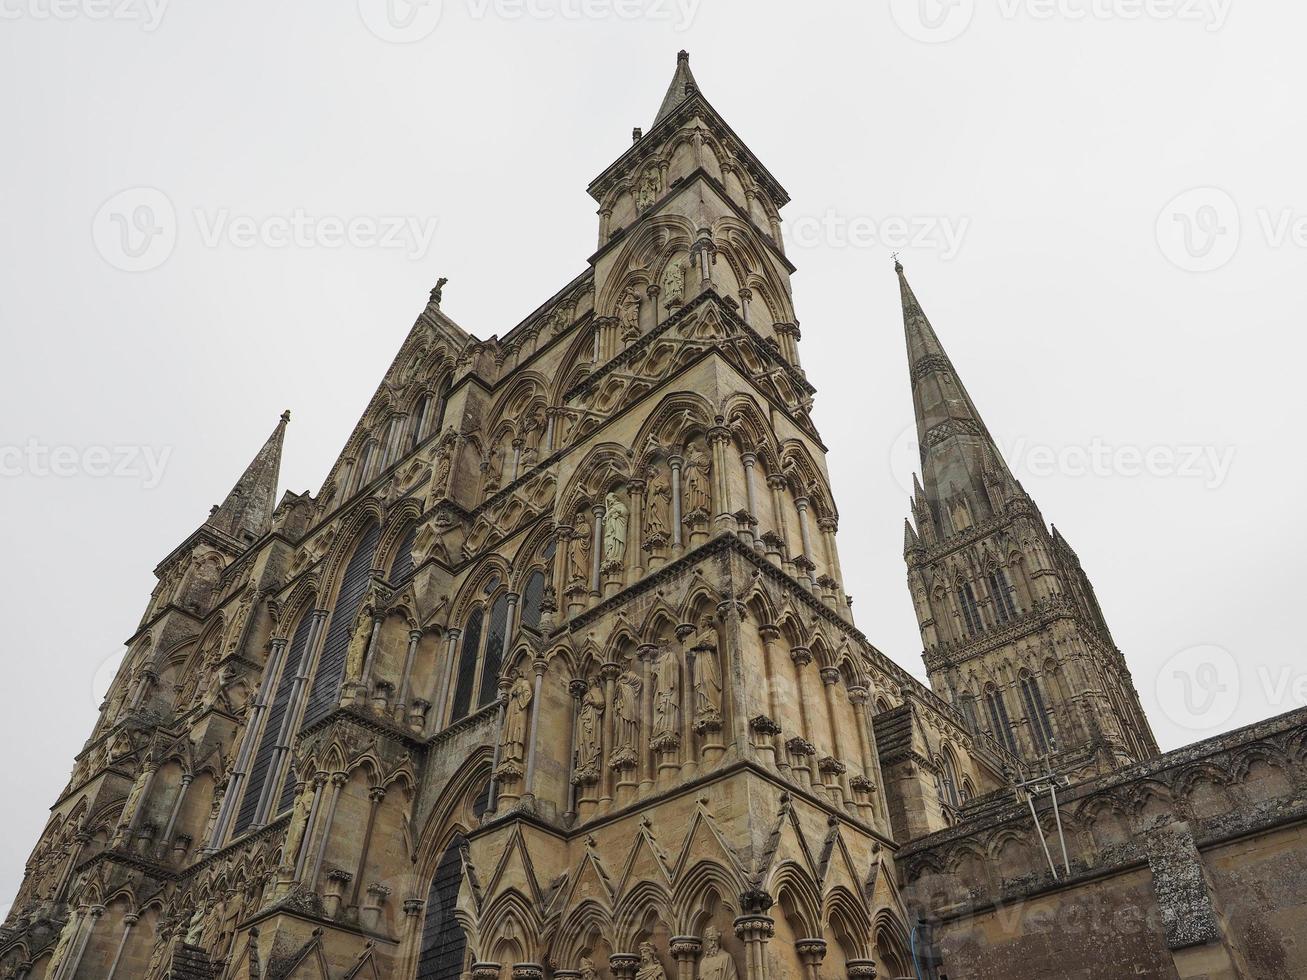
[233,611,312,835]
[301,523,382,733]
[1023,676,1055,754]
[520,570,546,633]
[410,395,432,452]
[958,584,983,636]
[478,594,509,708]
[416,838,467,980]
[450,609,483,722]
[987,689,1019,756]
[389,523,418,583]
[991,570,1019,623]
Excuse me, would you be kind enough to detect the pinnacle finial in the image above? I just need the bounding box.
[893,252,904,274]
[678,49,690,63]
[280,409,291,424]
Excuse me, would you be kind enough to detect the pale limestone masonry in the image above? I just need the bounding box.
[1,52,1303,980]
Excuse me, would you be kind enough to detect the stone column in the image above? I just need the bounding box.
[472,963,503,980]
[627,479,647,581]
[767,475,790,565]
[818,516,843,594]
[741,452,762,549]
[434,628,460,731]
[610,953,640,980]
[845,960,877,980]
[599,662,619,810]
[396,628,423,718]
[510,439,524,483]
[514,963,545,980]
[293,774,328,882]
[104,913,139,980]
[676,624,698,779]
[708,422,733,530]
[755,626,784,769]
[307,773,346,889]
[670,937,702,980]
[590,503,606,598]
[637,644,658,793]
[794,496,815,566]
[62,904,104,980]
[669,455,684,550]
[523,659,548,806]
[733,910,776,980]
[349,785,387,908]
[160,774,193,854]
[845,687,879,820]
[486,686,510,812]
[565,679,585,822]
[795,939,827,980]
[738,286,753,325]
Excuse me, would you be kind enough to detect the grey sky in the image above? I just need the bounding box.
[1,0,1303,904]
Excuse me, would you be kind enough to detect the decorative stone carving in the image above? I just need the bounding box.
[603,490,629,571]
[682,444,711,521]
[691,617,723,733]
[636,169,661,211]
[428,440,454,505]
[635,942,666,980]
[343,605,374,686]
[651,647,681,751]
[644,472,672,547]
[282,781,313,872]
[750,715,783,737]
[699,926,738,980]
[567,518,591,586]
[610,667,643,769]
[619,289,641,338]
[574,679,605,784]
[662,261,685,307]
[500,672,533,764]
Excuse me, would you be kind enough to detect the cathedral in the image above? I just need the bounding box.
[3,52,1305,980]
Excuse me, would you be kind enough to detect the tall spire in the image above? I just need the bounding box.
[898,261,1014,539]
[206,411,290,544]
[654,50,700,126]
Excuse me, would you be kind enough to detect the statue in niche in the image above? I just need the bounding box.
[580,958,599,980]
[603,491,629,568]
[636,169,660,211]
[612,667,643,764]
[500,672,533,763]
[699,927,738,980]
[429,442,453,503]
[691,617,723,728]
[575,679,605,779]
[115,767,151,841]
[636,942,667,980]
[483,447,503,493]
[283,781,313,871]
[683,444,711,519]
[343,605,375,686]
[662,260,685,307]
[644,471,671,544]
[619,289,641,337]
[567,517,592,586]
[650,647,680,749]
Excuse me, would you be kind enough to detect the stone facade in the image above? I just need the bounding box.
[1,51,1304,980]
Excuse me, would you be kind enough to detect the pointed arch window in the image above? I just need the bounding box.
[1021,673,1056,755]
[410,394,434,452]
[990,569,1019,623]
[233,610,313,836]
[478,593,510,708]
[449,608,483,722]
[958,583,983,637]
[958,693,979,734]
[416,837,468,980]
[353,441,378,495]
[389,523,418,584]
[519,570,546,633]
[985,686,1019,757]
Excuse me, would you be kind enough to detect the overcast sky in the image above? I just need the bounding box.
[1,0,1304,903]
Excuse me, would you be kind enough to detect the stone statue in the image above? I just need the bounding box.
[692,617,723,724]
[429,442,453,503]
[636,169,660,211]
[619,289,641,336]
[636,941,667,980]
[568,519,591,585]
[116,766,151,840]
[483,447,503,492]
[185,906,205,945]
[651,647,680,748]
[580,958,599,980]
[699,927,738,980]
[430,277,448,306]
[603,491,629,566]
[576,679,605,778]
[614,667,643,755]
[343,606,374,685]
[683,444,711,518]
[662,261,685,306]
[500,673,533,762]
[283,781,314,871]
[645,473,671,542]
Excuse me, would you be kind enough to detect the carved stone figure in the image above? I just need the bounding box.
[636,942,667,980]
[430,276,448,306]
[683,444,711,518]
[645,473,671,543]
[282,781,314,871]
[580,958,599,980]
[500,673,533,762]
[699,927,738,980]
[483,447,503,492]
[343,606,374,685]
[603,491,629,567]
[612,667,643,762]
[619,289,641,336]
[429,442,453,503]
[568,519,591,585]
[636,169,660,211]
[651,647,680,748]
[576,679,605,780]
[662,260,685,306]
[692,617,723,726]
